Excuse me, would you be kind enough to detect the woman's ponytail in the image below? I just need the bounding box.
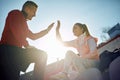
[82,24,90,36]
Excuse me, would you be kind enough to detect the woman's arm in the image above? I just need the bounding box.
[56,20,63,42]
[56,20,75,47]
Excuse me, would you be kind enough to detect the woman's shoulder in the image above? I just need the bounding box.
[86,36,98,43]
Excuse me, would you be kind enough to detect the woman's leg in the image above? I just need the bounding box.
[64,50,77,73]
[72,56,98,74]
[49,50,77,80]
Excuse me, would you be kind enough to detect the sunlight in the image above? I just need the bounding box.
[46,38,67,64]
[23,38,68,73]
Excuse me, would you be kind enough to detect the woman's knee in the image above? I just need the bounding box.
[66,50,74,56]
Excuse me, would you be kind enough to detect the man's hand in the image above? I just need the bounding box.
[47,22,54,32]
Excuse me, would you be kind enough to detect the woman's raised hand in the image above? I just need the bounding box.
[56,20,60,31]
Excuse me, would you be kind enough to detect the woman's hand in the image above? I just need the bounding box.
[56,20,60,31]
[56,20,63,42]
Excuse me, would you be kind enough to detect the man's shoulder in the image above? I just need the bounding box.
[8,9,21,15]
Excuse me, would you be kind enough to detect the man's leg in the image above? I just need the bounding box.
[0,45,21,80]
[24,48,47,80]
[33,50,47,80]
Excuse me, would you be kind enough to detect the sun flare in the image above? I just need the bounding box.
[46,39,67,64]
[24,38,67,73]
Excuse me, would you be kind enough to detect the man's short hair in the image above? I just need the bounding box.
[22,1,38,10]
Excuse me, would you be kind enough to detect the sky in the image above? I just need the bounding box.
[0,0,120,72]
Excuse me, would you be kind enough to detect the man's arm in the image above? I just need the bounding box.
[28,23,54,40]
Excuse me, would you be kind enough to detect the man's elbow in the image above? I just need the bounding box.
[28,36,38,40]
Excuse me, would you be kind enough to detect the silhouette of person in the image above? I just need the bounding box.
[0,1,54,80]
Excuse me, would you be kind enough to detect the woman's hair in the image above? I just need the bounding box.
[74,23,90,36]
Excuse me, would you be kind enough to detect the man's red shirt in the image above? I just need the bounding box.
[0,10,32,47]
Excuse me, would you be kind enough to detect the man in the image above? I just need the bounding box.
[0,1,54,80]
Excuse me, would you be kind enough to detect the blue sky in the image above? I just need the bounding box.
[0,0,120,71]
[0,0,120,43]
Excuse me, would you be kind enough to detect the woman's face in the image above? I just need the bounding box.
[73,25,83,37]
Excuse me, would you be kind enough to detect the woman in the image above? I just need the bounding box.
[50,20,99,80]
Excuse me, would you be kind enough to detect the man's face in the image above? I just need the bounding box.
[25,6,37,20]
